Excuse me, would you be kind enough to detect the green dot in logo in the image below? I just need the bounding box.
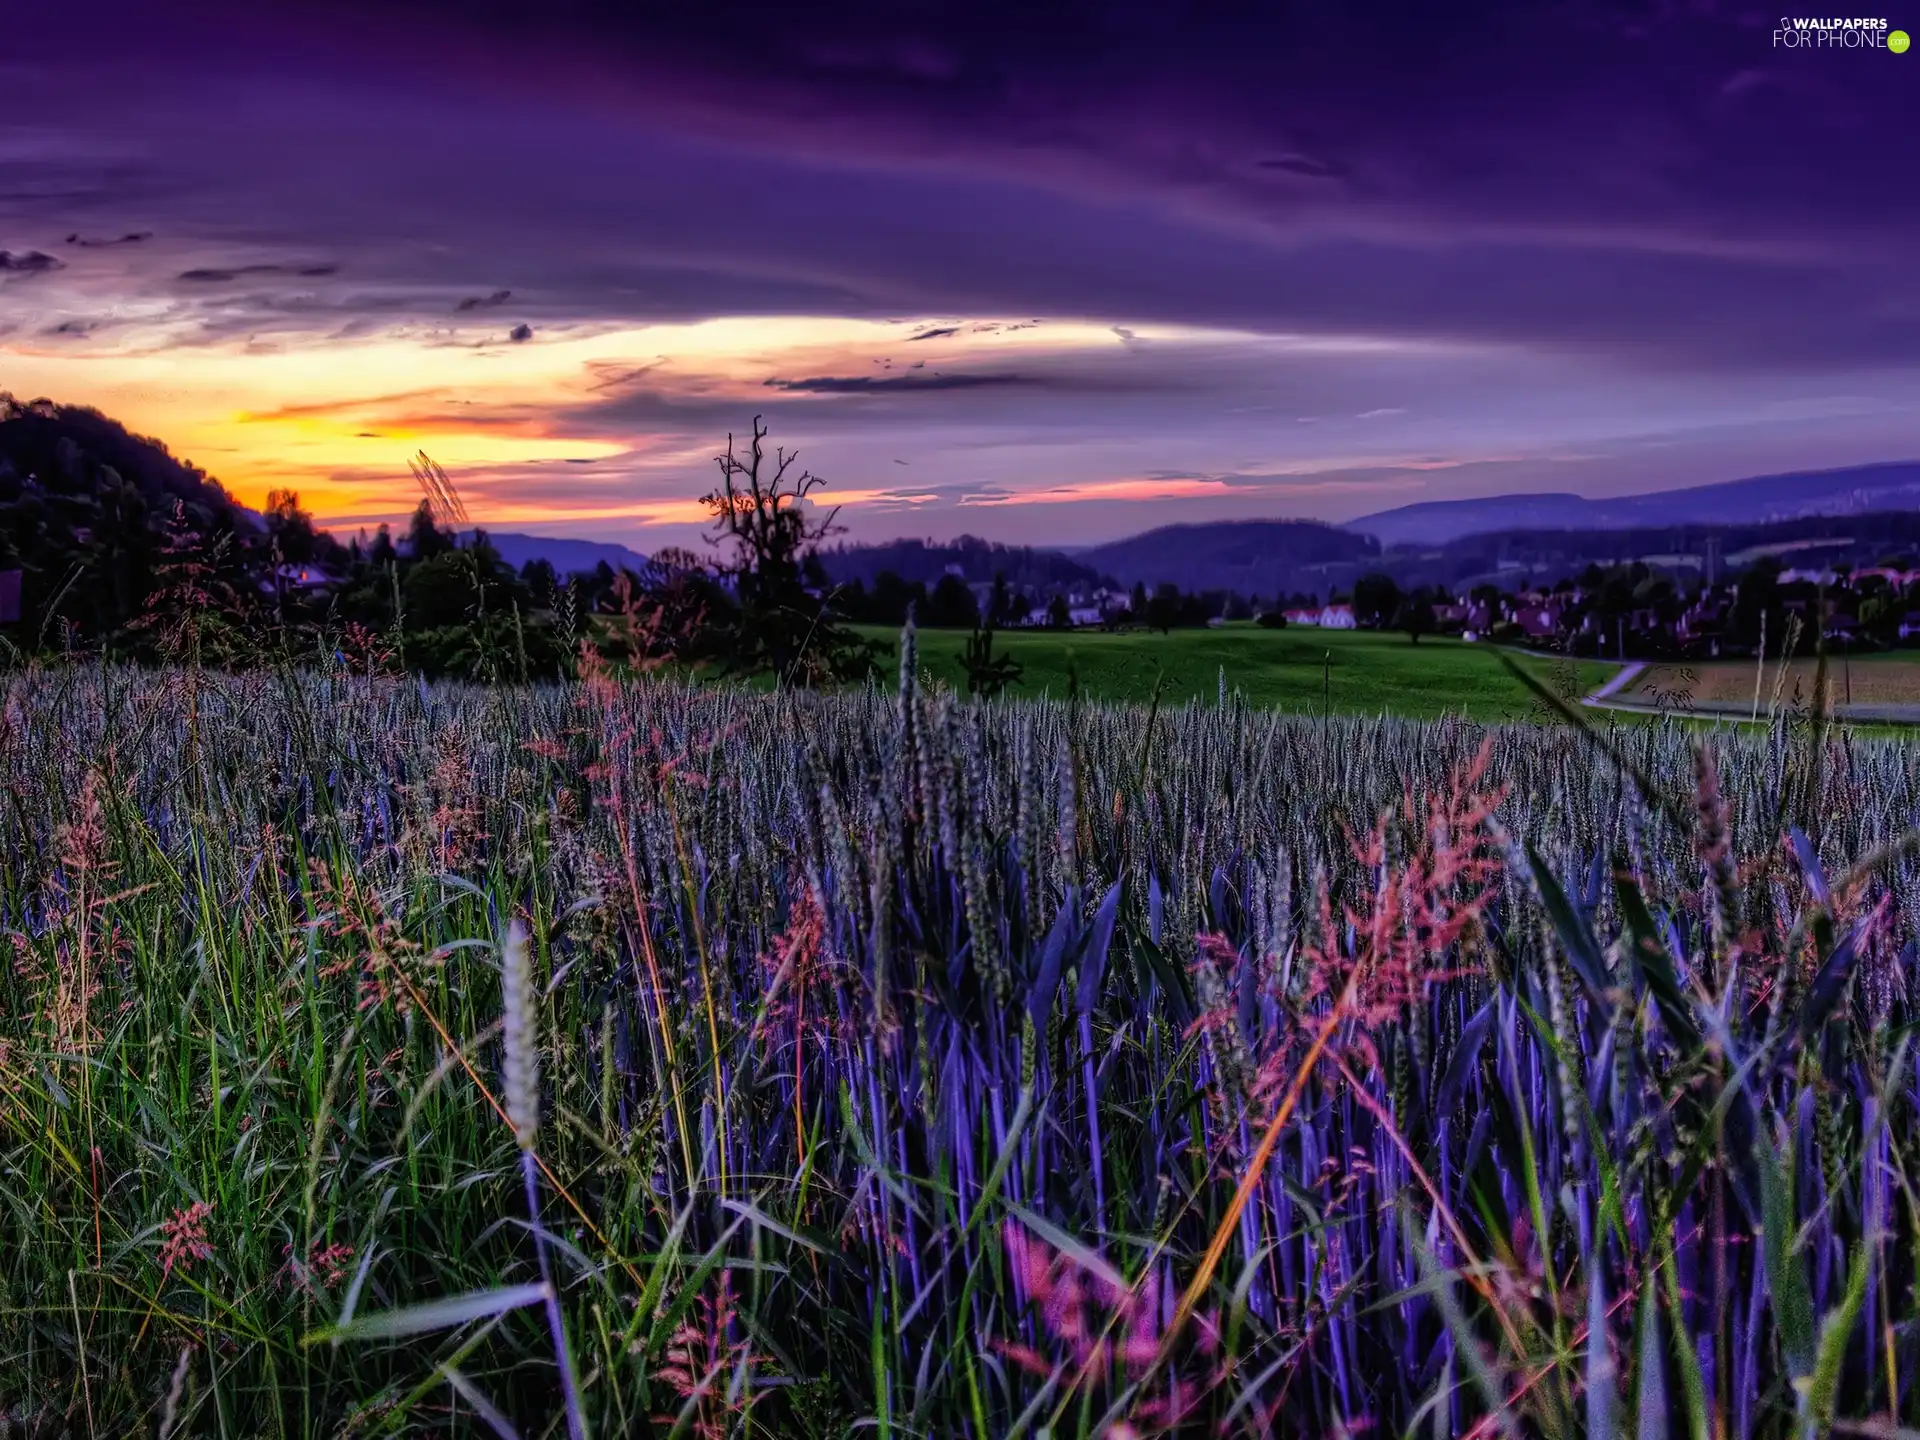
[1891,28,1912,51]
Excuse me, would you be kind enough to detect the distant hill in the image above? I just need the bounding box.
[1074,519,1380,597]
[1380,509,1920,593]
[0,393,246,535]
[1347,461,1920,546]
[0,394,268,642]
[817,535,1111,591]
[460,530,649,577]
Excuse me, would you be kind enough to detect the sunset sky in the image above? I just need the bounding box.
[3,0,1917,548]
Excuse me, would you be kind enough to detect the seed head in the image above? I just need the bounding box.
[501,919,539,1151]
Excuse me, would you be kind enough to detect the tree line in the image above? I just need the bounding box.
[0,409,922,686]
[0,401,1316,692]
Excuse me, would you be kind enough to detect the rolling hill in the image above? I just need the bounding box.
[1074,519,1380,597]
[1346,460,1920,546]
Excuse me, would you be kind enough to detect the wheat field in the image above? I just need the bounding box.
[2,642,1918,1436]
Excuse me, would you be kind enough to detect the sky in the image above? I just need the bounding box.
[2,0,1917,549]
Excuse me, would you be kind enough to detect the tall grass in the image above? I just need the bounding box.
[2,646,1919,1436]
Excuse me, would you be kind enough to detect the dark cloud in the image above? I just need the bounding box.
[65,230,153,246]
[216,0,1915,249]
[5,2,1915,369]
[178,262,339,282]
[456,288,512,311]
[906,326,959,341]
[0,250,63,273]
[764,372,1026,394]
[1255,155,1343,180]
[508,322,533,341]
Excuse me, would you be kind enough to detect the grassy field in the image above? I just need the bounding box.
[859,623,1619,721]
[6,663,1919,1435]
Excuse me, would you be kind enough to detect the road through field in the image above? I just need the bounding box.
[1584,661,1646,705]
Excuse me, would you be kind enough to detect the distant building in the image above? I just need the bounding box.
[1512,601,1563,640]
[264,564,339,592]
[0,570,19,625]
[1678,597,1726,641]
[1284,603,1361,629]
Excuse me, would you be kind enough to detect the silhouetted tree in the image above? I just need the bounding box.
[1353,572,1402,629]
[699,415,874,685]
[861,571,927,626]
[264,489,321,567]
[1393,595,1436,644]
[924,574,980,629]
[1145,583,1184,633]
[519,557,559,604]
[406,500,455,560]
[367,524,398,570]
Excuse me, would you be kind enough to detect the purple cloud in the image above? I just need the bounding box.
[1,0,1917,546]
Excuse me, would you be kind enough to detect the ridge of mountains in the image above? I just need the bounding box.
[814,462,1920,598]
[816,460,1920,598]
[1343,460,1920,546]
[452,530,651,578]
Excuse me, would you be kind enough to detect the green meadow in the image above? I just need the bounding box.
[861,623,1620,721]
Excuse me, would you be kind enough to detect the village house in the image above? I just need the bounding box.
[262,563,341,595]
[1511,597,1564,640]
[1279,603,1358,629]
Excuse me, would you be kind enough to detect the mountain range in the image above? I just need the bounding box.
[1344,460,1920,546]
[456,530,650,577]
[483,460,1920,586]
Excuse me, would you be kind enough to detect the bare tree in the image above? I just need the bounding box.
[700,416,874,686]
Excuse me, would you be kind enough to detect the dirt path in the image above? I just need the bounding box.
[1583,661,1645,705]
